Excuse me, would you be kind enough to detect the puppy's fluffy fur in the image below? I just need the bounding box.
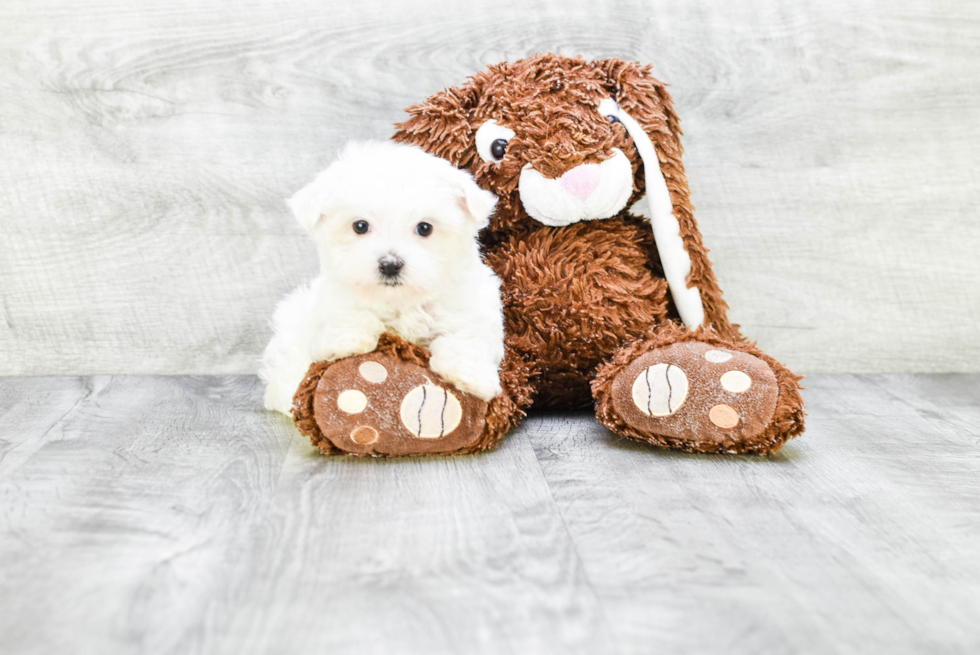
[260,141,505,414]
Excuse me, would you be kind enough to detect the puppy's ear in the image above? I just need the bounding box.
[286,171,332,231]
[451,168,498,230]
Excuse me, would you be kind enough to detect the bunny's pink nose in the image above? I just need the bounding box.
[560,164,601,201]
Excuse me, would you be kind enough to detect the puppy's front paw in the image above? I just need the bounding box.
[429,355,502,402]
[309,332,379,363]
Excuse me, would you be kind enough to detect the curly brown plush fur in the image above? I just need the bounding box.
[394,55,737,340]
[294,54,805,457]
[389,53,806,454]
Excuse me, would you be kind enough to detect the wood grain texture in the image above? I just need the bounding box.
[1,0,978,376]
[0,375,295,655]
[1,374,979,654]
[525,374,980,654]
[215,428,614,655]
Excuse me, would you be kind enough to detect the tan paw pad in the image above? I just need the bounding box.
[709,404,740,429]
[400,384,463,439]
[631,363,688,417]
[337,389,367,414]
[350,425,379,445]
[720,370,752,393]
[358,361,388,383]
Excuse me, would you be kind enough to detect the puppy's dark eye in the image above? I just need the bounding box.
[353,220,370,234]
[490,139,507,161]
[415,222,433,237]
[607,115,620,124]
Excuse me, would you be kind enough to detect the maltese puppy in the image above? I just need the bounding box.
[260,141,504,415]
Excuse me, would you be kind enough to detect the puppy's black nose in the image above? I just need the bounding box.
[379,257,403,278]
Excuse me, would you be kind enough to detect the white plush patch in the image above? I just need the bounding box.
[399,384,463,438]
[358,360,388,383]
[599,98,706,329]
[337,389,368,414]
[631,363,689,417]
[517,149,634,226]
[720,370,752,393]
[705,349,733,363]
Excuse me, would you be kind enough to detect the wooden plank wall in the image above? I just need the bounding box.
[1,0,977,375]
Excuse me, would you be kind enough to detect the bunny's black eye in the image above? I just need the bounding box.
[353,220,370,234]
[476,121,516,163]
[607,115,620,124]
[416,222,433,237]
[490,139,508,161]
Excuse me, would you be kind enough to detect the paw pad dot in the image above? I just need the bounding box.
[336,389,367,414]
[709,404,740,429]
[358,361,388,383]
[350,425,379,445]
[705,350,732,363]
[720,370,752,393]
[399,384,463,439]
[631,363,689,417]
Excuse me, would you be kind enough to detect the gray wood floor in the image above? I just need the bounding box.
[1,374,978,654]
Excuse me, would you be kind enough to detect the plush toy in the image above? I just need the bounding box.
[293,54,805,457]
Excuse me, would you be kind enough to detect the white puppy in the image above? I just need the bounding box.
[260,141,505,415]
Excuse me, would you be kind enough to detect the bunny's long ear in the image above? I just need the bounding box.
[597,59,738,339]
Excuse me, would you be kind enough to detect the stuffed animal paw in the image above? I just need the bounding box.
[292,333,494,457]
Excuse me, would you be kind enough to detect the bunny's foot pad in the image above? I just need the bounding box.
[609,341,779,450]
[296,353,488,457]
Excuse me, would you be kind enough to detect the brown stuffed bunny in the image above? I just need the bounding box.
[293,54,805,457]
